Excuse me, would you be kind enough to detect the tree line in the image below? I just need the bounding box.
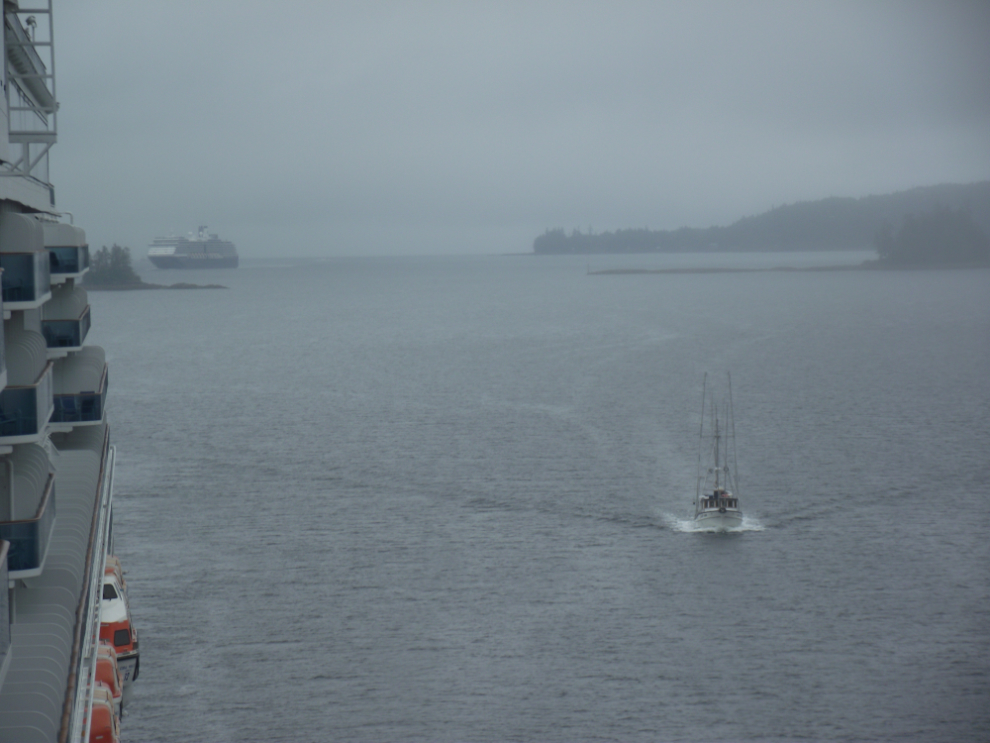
[533,181,990,255]
[873,206,990,267]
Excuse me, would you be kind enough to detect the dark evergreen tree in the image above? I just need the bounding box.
[85,244,143,285]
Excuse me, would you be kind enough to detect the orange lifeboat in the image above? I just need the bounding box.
[99,567,140,684]
[89,682,120,743]
[104,555,127,592]
[96,641,124,718]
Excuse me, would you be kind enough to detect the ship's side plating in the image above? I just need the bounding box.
[0,4,123,742]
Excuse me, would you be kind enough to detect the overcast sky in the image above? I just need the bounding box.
[51,1,990,257]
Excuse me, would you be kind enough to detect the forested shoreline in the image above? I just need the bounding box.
[533,181,990,255]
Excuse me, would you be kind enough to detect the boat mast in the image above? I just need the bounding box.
[696,373,707,504]
[713,404,721,490]
[728,371,739,497]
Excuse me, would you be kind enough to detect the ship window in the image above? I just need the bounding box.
[113,629,130,647]
[103,584,118,600]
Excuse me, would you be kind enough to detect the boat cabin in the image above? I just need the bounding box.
[701,488,738,510]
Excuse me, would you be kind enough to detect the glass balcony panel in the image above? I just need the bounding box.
[0,388,37,436]
[1,253,34,302]
[42,320,80,348]
[48,246,80,274]
[0,541,8,668]
[0,477,55,574]
[0,365,53,438]
[51,364,106,425]
[34,248,52,293]
[80,305,91,340]
[41,307,90,349]
[0,251,50,304]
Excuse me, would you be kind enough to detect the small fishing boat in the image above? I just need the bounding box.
[694,373,744,531]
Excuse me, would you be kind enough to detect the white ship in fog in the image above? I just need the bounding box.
[0,4,138,741]
[148,226,239,268]
[694,373,744,531]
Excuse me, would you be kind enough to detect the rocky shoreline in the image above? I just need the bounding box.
[588,261,988,275]
[84,281,228,291]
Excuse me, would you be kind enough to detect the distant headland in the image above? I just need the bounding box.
[589,204,990,274]
[534,181,990,258]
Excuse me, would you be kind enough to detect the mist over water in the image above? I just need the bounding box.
[89,253,990,741]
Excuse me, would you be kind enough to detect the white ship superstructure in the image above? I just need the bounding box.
[0,4,131,742]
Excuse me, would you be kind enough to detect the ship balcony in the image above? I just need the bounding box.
[51,373,107,429]
[0,472,55,579]
[0,251,52,311]
[42,305,91,354]
[0,362,54,444]
[0,540,9,685]
[50,350,107,431]
[48,245,90,281]
[39,220,90,284]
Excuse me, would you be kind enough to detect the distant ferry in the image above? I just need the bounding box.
[148,226,239,268]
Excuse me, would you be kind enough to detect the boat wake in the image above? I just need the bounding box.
[659,511,765,533]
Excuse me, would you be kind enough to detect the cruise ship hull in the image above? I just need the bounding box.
[148,226,238,269]
[148,254,238,269]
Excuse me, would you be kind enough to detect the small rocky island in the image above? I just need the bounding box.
[83,245,227,290]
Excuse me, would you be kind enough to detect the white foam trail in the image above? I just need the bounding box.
[660,512,698,532]
[658,511,765,532]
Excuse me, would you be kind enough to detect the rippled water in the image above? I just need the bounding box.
[87,253,990,741]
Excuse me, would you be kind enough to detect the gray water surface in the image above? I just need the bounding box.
[88,254,990,741]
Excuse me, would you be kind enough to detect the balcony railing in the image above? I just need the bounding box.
[0,250,51,307]
[0,540,9,677]
[51,363,107,426]
[42,305,91,350]
[0,474,55,577]
[0,363,54,442]
[48,245,90,276]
